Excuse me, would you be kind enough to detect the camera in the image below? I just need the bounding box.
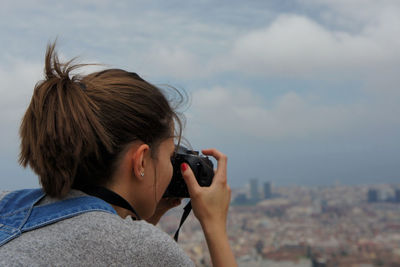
[163,146,214,198]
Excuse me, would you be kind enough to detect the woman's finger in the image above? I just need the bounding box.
[201,148,227,183]
[181,163,201,196]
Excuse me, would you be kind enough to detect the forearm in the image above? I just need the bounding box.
[202,223,237,267]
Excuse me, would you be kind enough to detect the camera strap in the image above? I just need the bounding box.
[82,185,191,242]
[82,186,142,221]
[174,200,192,242]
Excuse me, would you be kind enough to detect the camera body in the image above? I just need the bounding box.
[163,146,214,198]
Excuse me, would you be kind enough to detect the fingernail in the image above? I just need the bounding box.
[181,163,188,172]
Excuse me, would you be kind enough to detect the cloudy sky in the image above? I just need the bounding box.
[1,0,399,190]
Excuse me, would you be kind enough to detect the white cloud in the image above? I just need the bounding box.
[142,46,204,79]
[3,0,398,83]
[0,60,42,149]
[217,13,400,79]
[188,86,371,140]
[299,0,400,24]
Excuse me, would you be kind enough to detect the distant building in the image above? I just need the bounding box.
[234,193,248,205]
[250,178,259,201]
[368,189,379,203]
[263,182,272,199]
[395,189,400,203]
[321,199,329,213]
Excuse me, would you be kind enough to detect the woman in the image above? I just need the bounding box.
[0,43,236,266]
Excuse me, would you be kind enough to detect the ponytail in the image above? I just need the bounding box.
[19,42,184,198]
[19,42,113,198]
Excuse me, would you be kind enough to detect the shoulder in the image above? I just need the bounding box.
[0,190,194,266]
[58,211,195,266]
[43,190,194,266]
[1,210,194,266]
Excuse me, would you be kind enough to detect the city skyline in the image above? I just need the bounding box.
[232,177,400,201]
[160,182,400,266]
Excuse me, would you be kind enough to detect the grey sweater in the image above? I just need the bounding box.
[0,190,194,267]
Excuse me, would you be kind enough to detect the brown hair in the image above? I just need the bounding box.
[19,42,184,198]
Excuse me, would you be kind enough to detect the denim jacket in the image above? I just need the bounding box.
[0,188,116,247]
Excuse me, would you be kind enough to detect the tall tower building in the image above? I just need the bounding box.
[250,178,259,201]
[368,189,379,203]
[395,189,400,203]
[263,182,272,199]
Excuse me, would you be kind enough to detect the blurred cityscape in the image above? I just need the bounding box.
[159,180,400,267]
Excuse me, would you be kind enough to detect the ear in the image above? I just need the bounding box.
[131,143,150,181]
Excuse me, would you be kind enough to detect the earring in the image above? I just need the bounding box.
[140,171,144,177]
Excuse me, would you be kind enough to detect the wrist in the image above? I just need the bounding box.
[200,219,227,236]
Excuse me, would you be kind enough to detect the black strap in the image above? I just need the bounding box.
[82,185,191,241]
[173,201,192,242]
[82,186,141,220]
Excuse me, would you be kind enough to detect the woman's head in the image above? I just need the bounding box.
[19,42,184,198]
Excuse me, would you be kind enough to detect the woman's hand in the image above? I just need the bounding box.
[146,198,181,225]
[181,148,237,267]
[181,148,231,230]
[181,149,237,267]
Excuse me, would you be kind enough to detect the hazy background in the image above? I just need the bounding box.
[1,0,399,190]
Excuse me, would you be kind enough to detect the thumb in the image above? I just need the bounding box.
[181,163,200,196]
